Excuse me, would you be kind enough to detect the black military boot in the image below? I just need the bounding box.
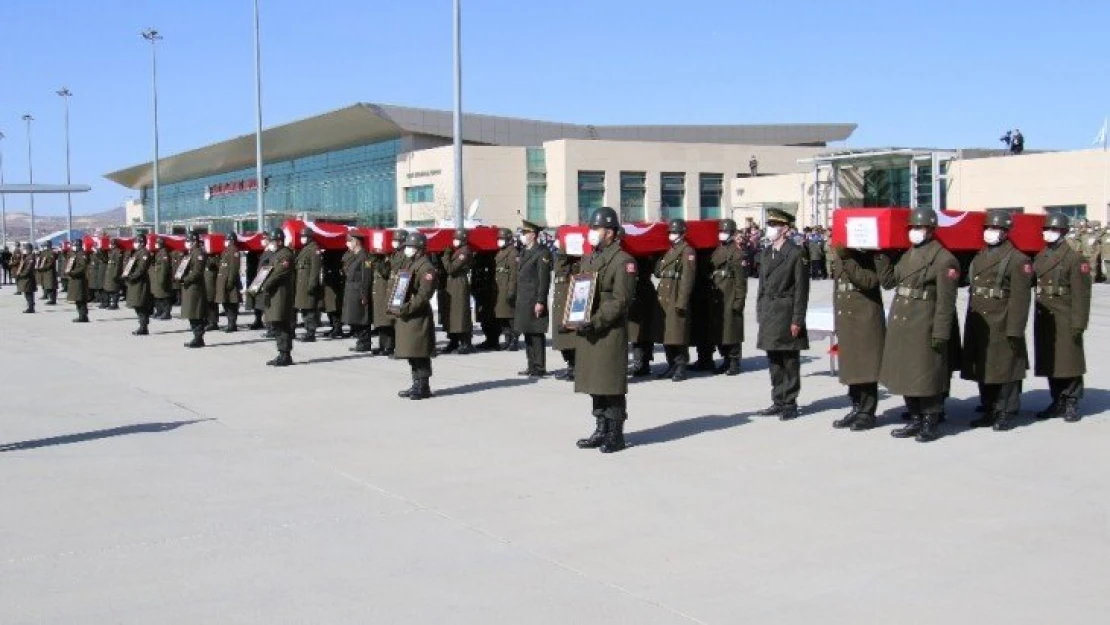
[132,316,149,336]
[576,417,607,449]
[397,375,417,398]
[628,347,651,377]
[916,413,942,442]
[457,335,474,355]
[108,294,120,310]
[654,360,675,380]
[1036,401,1061,420]
[600,412,627,454]
[248,311,264,330]
[671,361,688,382]
[969,411,996,428]
[507,334,520,352]
[47,292,57,305]
[272,351,294,367]
[410,377,432,400]
[264,324,277,339]
[224,312,238,333]
[779,404,800,421]
[758,404,783,416]
[1063,400,1081,423]
[849,413,877,431]
[891,415,922,438]
[725,358,742,376]
[184,331,205,348]
[438,337,459,354]
[992,412,1015,431]
[832,405,860,429]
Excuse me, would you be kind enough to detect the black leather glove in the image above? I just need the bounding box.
[1007,336,1023,350]
[930,338,947,353]
[575,322,594,336]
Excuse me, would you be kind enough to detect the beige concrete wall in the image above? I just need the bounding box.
[946,149,1110,221]
[729,168,863,229]
[395,145,527,228]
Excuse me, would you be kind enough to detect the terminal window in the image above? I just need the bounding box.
[1045,205,1087,220]
[661,173,686,221]
[526,148,547,223]
[578,171,605,223]
[699,173,723,219]
[620,172,646,222]
[404,184,435,204]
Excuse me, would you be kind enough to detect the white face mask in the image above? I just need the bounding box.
[1043,230,1062,244]
[669,233,681,243]
[185,242,194,251]
[403,247,417,258]
[346,241,356,251]
[497,240,507,249]
[392,241,402,251]
[718,233,731,243]
[587,230,602,247]
[765,226,782,241]
[908,229,927,246]
[299,238,309,246]
[267,242,279,252]
[983,228,1004,246]
[553,240,561,251]
[453,239,462,248]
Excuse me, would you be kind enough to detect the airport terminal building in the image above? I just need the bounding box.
[104,103,856,231]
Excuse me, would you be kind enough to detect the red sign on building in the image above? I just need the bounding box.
[204,177,264,200]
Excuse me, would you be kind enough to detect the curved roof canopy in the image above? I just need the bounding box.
[105,102,856,189]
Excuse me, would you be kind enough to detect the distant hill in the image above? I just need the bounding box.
[2,207,126,241]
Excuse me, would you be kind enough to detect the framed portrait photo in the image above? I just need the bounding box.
[173,256,191,281]
[563,273,596,329]
[387,271,413,314]
[246,266,272,295]
[121,256,138,278]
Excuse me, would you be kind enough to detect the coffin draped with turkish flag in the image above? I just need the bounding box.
[830,208,1045,254]
[555,221,721,257]
[277,220,505,254]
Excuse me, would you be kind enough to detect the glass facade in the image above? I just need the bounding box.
[619,172,646,222]
[660,173,685,221]
[1045,204,1087,220]
[863,167,910,208]
[699,173,723,219]
[141,140,401,228]
[578,171,605,223]
[526,148,547,223]
[404,184,435,203]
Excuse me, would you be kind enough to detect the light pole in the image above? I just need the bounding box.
[142,27,163,234]
[252,0,265,232]
[452,0,464,229]
[21,114,35,243]
[57,87,74,241]
[0,131,7,248]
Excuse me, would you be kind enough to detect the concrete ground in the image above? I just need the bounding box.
[1,282,1107,624]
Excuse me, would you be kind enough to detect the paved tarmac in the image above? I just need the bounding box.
[1,282,1108,624]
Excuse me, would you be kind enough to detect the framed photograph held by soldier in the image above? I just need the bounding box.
[173,256,191,281]
[563,273,596,329]
[121,256,138,278]
[387,271,413,314]
[64,255,77,274]
[246,266,272,295]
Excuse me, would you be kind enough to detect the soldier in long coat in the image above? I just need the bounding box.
[492,229,519,350]
[246,237,272,331]
[551,242,580,381]
[514,221,553,377]
[124,234,155,336]
[829,247,888,431]
[37,242,58,305]
[15,243,37,313]
[572,207,637,454]
[627,254,660,376]
[755,210,810,420]
[438,230,475,354]
[168,246,184,315]
[374,229,408,355]
[179,233,210,348]
[10,245,24,291]
[342,234,373,352]
[878,209,961,443]
[390,232,437,400]
[257,230,296,366]
[707,219,748,376]
[961,213,1032,431]
[66,241,91,322]
[1033,213,1092,422]
[102,240,124,309]
[294,232,323,342]
[652,219,697,381]
[149,238,174,319]
[321,249,345,339]
[200,241,220,330]
[89,243,105,308]
[213,234,242,332]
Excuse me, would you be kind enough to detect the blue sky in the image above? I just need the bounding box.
[1,0,1107,215]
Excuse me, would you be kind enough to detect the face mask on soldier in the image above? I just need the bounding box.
[908,228,928,246]
[983,228,1004,246]
[497,239,507,249]
[668,233,680,243]
[718,233,731,243]
[1043,230,1062,244]
[587,229,603,247]
[765,226,782,242]
[403,247,417,258]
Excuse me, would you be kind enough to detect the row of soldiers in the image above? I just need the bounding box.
[1066,220,1110,282]
[8,239,144,314]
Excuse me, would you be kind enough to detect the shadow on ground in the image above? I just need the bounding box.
[0,419,213,453]
[435,378,538,397]
[628,413,753,447]
[299,353,378,365]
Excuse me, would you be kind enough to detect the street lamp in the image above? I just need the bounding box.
[21,114,35,242]
[252,0,265,232]
[141,27,163,234]
[57,87,74,241]
[0,131,7,248]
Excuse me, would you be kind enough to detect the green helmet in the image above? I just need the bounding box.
[908,208,938,228]
[1044,213,1070,230]
[588,206,619,229]
[719,219,737,234]
[454,229,467,241]
[406,232,427,249]
[668,218,687,235]
[497,228,514,240]
[393,229,409,244]
[985,212,1013,229]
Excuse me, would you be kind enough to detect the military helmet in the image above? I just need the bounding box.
[588,206,619,229]
[23,242,33,251]
[225,230,237,240]
[406,231,427,249]
[1044,213,1070,230]
[454,229,467,241]
[189,231,204,244]
[908,208,938,228]
[497,228,514,240]
[616,226,626,239]
[135,233,148,245]
[269,228,285,241]
[668,218,687,235]
[719,218,738,234]
[985,212,1013,230]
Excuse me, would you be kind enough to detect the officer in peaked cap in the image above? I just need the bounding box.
[755,207,810,421]
[514,220,552,377]
[572,207,637,454]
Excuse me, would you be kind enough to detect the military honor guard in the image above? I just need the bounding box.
[878,208,961,442]
[66,239,92,322]
[375,229,409,355]
[550,238,580,380]
[124,234,155,335]
[36,241,58,305]
[179,233,210,348]
[102,239,124,310]
[706,219,748,376]
[150,237,174,320]
[653,219,697,381]
[214,233,242,332]
[203,240,221,331]
[755,209,810,420]
[492,228,519,350]
[514,221,552,378]
[1033,213,1092,422]
[321,248,345,339]
[294,230,324,342]
[627,254,659,377]
[342,233,374,352]
[390,232,437,400]
[257,230,296,366]
[829,247,888,431]
[15,242,37,313]
[438,229,476,355]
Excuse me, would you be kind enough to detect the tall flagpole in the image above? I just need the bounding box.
[253,0,265,232]
[452,0,464,229]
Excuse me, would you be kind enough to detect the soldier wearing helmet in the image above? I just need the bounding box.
[390,231,437,399]
[124,233,155,336]
[878,208,961,442]
[180,231,210,348]
[652,218,696,381]
[705,218,749,376]
[101,238,124,310]
[570,207,637,453]
[490,227,519,350]
[1032,213,1091,422]
[213,232,242,333]
[961,211,1032,432]
[256,229,296,366]
[15,242,38,313]
[438,228,476,355]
